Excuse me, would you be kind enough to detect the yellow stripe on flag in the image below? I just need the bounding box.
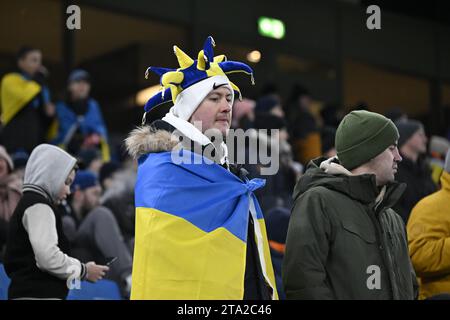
[1,73,41,125]
[131,207,246,300]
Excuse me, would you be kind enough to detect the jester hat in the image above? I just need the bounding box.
[143,36,255,121]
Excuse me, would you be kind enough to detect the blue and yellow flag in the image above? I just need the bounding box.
[131,150,277,300]
[0,73,41,125]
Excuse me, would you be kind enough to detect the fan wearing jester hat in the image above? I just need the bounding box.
[125,36,278,300]
[127,36,254,167]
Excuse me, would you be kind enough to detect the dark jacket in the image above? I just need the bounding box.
[270,249,285,300]
[283,157,418,300]
[0,215,7,262]
[3,144,83,299]
[289,109,322,165]
[394,155,437,224]
[4,191,70,299]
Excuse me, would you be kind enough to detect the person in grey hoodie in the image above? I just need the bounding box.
[4,144,108,299]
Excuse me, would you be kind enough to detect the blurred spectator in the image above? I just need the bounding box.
[285,84,310,120]
[0,46,55,154]
[99,161,121,190]
[407,149,450,299]
[76,148,103,175]
[100,167,136,254]
[231,98,255,129]
[260,82,281,100]
[0,146,22,261]
[394,119,437,224]
[321,126,337,159]
[320,103,342,128]
[10,149,29,181]
[249,106,301,213]
[428,135,450,186]
[52,69,110,162]
[385,107,408,123]
[0,146,21,222]
[265,207,290,300]
[349,102,370,112]
[4,144,107,299]
[254,95,284,118]
[62,170,132,297]
[286,84,322,166]
[252,133,299,212]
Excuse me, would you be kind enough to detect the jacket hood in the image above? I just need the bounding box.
[293,157,405,208]
[125,125,181,160]
[23,144,77,202]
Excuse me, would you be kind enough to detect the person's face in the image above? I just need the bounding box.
[406,128,428,154]
[58,169,76,202]
[69,80,91,100]
[82,185,102,211]
[369,144,402,186]
[18,50,42,76]
[270,105,285,118]
[299,95,312,110]
[0,159,9,179]
[189,86,232,137]
[88,158,103,175]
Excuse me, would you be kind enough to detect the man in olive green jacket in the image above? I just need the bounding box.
[283,110,418,300]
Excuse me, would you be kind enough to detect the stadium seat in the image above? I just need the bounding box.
[0,263,11,300]
[67,279,122,300]
[1,264,121,300]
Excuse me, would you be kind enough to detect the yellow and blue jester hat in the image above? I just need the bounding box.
[143,36,254,123]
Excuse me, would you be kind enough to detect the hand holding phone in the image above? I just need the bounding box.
[106,257,118,266]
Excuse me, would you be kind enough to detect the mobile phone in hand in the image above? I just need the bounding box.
[106,257,118,266]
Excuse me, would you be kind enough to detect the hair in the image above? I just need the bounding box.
[16,46,40,61]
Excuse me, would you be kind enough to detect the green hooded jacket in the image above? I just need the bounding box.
[282,157,418,300]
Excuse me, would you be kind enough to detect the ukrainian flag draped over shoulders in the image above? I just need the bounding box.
[131,149,278,300]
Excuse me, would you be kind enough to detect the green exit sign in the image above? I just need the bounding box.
[258,16,285,39]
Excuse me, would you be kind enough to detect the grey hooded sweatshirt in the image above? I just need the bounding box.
[11,144,84,283]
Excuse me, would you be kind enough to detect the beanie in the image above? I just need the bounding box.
[336,110,399,170]
[77,148,101,169]
[68,69,91,84]
[99,161,121,186]
[395,119,424,148]
[71,170,98,192]
[255,95,280,114]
